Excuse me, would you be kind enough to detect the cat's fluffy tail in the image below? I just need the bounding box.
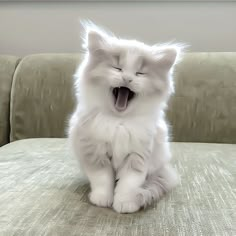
[140,164,179,207]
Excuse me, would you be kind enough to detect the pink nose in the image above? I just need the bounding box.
[122,77,132,83]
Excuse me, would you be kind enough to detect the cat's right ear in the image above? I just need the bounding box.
[86,30,108,52]
[81,20,110,54]
[80,20,114,55]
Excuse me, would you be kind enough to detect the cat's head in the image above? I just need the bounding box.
[77,23,184,116]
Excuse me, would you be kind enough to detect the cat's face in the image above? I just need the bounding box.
[78,26,182,116]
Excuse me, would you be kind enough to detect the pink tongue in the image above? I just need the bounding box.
[115,87,130,111]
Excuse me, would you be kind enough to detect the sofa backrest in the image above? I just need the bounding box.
[0,55,21,146]
[168,52,236,143]
[10,54,78,142]
[8,53,236,144]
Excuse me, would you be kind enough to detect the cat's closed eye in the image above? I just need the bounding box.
[136,72,145,76]
[113,66,122,72]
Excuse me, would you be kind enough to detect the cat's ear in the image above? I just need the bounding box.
[86,30,108,52]
[81,21,111,53]
[152,44,185,70]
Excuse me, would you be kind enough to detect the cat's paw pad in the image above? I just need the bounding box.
[89,190,113,208]
[113,194,141,213]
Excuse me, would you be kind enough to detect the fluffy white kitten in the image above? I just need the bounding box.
[69,23,182,213]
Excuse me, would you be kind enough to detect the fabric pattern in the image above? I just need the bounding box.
[9,53,236,144]
[0,139,235,236]
[0,55,20,146]
[10,54,78,142]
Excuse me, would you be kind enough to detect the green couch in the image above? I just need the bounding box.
[0,53,235,236]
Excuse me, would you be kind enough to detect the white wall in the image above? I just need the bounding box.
[0,1,236,56]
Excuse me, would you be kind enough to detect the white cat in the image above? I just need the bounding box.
[68,23,183,213]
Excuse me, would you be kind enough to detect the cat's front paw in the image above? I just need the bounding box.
[89,189,113,208]
[113,193,141,213]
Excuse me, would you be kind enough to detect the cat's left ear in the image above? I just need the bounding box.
[152,44,185,71]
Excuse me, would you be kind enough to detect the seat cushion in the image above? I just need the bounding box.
[0,139,235,235]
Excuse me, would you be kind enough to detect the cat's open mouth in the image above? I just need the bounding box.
[112,87,135,112]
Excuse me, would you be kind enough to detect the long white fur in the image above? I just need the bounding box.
[68,22,183,213]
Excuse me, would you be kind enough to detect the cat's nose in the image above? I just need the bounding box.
[122,76,133,83]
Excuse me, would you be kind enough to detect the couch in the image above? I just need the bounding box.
[0,53,235,236]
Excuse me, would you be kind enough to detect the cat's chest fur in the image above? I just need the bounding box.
[84,112,155,169]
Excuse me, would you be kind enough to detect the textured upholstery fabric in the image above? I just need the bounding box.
[168,52,236,144]
[10,54,78,142]
[0,55,20,146]
[9,53,236,144]
[0,139,235,236]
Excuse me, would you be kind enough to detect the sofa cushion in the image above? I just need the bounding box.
[168,52,236,144]
[10,54,78,142]
[0,139,234,235]
[0,55,20,146]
